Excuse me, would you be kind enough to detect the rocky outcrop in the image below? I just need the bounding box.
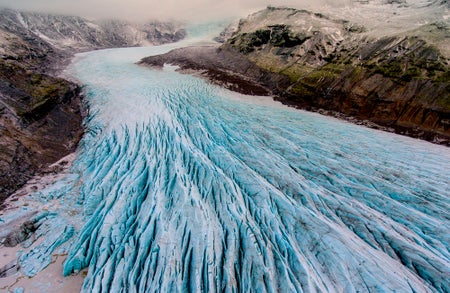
[0,59,83,203]
[140,6,450,145]
[0,9,186,204]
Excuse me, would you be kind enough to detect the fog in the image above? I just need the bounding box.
[0,0,351,22]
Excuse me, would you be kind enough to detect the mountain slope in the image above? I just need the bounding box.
[227,7,449,142]
[0,9,185,54]
[0,9,186,203]
[141,3,449,144]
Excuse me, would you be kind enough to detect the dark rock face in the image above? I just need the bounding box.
[0,8,186,204]
[0,60,84,203]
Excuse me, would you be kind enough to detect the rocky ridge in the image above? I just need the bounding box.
[0,9,186,203]
[140,4,449,145]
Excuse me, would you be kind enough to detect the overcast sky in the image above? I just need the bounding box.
[0,0,350,22]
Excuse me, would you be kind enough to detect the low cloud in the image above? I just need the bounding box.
[0,0,351,22]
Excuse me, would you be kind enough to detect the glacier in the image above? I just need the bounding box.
[1,32,449,292]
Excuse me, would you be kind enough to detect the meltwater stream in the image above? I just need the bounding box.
[2,37,450,291]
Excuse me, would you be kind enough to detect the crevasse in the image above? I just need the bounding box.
[2,32,449,292]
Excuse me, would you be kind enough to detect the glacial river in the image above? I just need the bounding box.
[2,35,450,292]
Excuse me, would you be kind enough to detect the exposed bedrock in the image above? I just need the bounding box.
[0,60,84,204]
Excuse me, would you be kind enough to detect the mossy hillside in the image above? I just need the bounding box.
[0,59,73,119]
[236,31,449,104]
[22,79,72,120]
[433,70,450,83]
[229,26,449,135]
[368,54,447,82]
[287,64,347,96]
[357,37,448,81]
[279,65,313,82]
[247,49,311,76]
[247,51,287,73]
[249,55,351,97]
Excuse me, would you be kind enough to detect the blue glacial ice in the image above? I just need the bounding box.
[1,37,449,292]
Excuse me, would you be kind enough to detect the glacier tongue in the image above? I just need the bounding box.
[2,40,449,292]
[56,46,450,292]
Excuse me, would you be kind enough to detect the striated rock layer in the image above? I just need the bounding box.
[0,9,186,203]
[140,5,450,145]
